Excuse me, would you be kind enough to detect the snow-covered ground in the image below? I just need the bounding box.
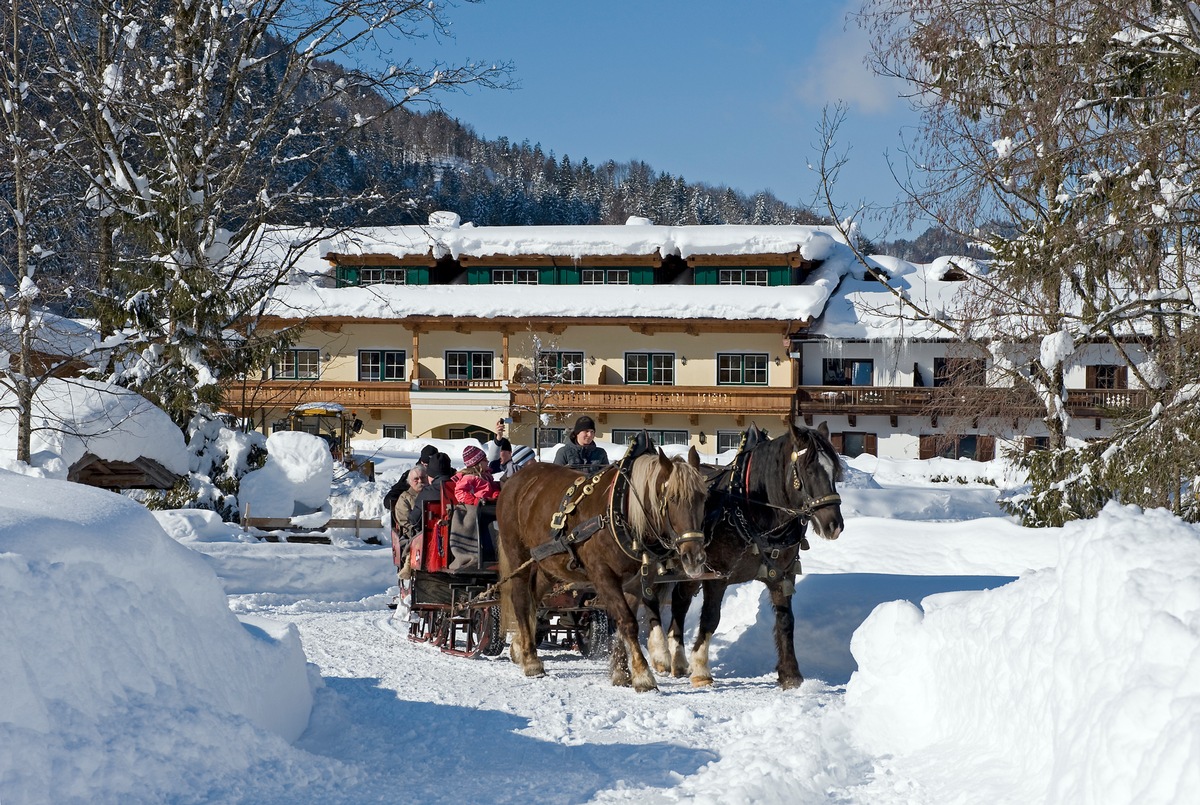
[2,440,1197,804]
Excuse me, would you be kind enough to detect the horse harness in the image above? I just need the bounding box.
[714,433,841,581]
[530,445,701,597]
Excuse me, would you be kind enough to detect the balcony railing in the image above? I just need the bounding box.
[223,378,1154,421]
[795,385,1153,418]
[512,385,797,415]
[221,380,412,415]
[413,378,505,391]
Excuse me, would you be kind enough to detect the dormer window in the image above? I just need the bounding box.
[718,268,768,285]
[493,268,539,284]
[360,267,406,285]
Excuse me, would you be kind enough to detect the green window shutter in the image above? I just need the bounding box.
[559,268,580,285]
[466,267,490,285]
[631,267,655,285]
[408,267,429,285]
[539,266,558,285]
[769,266,789,286]
[336,267,360,287]
[693,267,716,285]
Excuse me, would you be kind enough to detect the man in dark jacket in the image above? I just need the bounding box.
[553,415,609,473]
[407,451,454,531]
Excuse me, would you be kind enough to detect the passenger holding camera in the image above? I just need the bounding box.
[484,418,535,482]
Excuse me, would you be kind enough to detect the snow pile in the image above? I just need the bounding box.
[239,430,334,520]
[0,377,188,477]
[0,471,312,803]
[845,503,1200,804]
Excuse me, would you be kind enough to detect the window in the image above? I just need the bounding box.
[625,352,675,385]
[919,434,996,461]
[360,267,406,285]
[273,348,320,380]
[492,268,539,284]
[537,427,564,448]
[1087,364,1127,389]
[271,419,289,434]
[823,358,873,386]
[717,353,768,385]
[717,268,769,285]
[382,425,407,439]
[613,429,689,447]
[1023,436,1050,452]
[537,351,585,384]
[582,269,630,284]
[840,432,872,458]
[358,350,406,382]
[934,357,986,387]
[445,350,494,381]
[716,431,744,453]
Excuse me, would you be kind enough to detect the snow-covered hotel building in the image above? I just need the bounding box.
[222,213,1152,460]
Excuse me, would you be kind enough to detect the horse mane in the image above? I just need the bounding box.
[796,426,843,483]
[625,452,706,537]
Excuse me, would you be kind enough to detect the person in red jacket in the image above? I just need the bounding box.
[452,444,500,504]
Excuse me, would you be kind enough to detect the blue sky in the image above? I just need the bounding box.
[388,0,923,238]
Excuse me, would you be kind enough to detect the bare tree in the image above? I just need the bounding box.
[811,2,1200,519]
[31,0,511,425]
[509,330,583,450]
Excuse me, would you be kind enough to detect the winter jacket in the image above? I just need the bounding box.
[451,471,500,505]
[553,441,609,472]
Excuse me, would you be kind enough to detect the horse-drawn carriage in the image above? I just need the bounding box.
[398,478,613,659]
[397,424,845,693]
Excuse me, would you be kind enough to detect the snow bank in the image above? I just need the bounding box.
[239,430,334,520]
[0,472,313,803]
[845,503,1200,804]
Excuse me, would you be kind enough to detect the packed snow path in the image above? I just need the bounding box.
[270,607,875,804]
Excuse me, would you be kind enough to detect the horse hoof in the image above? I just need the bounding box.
[634,681,659,693]
[652,662,669,674]
[523,663,546,678]
[691,676,714,688]
[779,676,803,690]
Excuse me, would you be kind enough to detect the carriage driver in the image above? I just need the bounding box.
[553,415,610,473]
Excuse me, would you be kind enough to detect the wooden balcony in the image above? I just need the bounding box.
[222,379,1154,423]
[512,385,797,417]
[413,378,506,391]
[795,385,1154,419]
[221,380,412,415]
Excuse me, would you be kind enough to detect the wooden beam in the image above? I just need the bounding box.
[324,251,436,267]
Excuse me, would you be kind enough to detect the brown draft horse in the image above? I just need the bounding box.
[497,449,709,692]
[645,422,844,689]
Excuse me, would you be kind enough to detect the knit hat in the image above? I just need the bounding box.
[496,437,512,452]
[570,415,597,437]
[418,444,438,464]
[462,444,487,468]
[511,444,536,467]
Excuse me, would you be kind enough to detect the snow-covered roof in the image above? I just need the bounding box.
[0,378,189,478]
[304,214,845,263]
[258,214,980,335]
[0,309,104,368]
